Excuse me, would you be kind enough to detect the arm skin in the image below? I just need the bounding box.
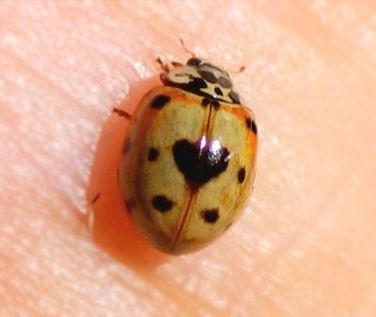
[1,1,375,316]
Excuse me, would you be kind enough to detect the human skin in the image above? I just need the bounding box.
[0,1,376,316]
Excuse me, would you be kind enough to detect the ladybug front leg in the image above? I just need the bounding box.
[155,57,171,84]
[156,57,170,72]
[90,192,101,204]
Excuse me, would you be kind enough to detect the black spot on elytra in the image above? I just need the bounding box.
[229,90,240,104]
[148,147,159,161]
[218,76,232,88]
[251,120,258,135]
[238,167,246,183]
[201,209,219,223]
[214,87,223,96]
[245,117,252,129]
[172,139,230,190]
[187,57,202,66]
[152,195,174,213]
[199,70,217,83]
[151,95,171,109]
[245,117,257,134]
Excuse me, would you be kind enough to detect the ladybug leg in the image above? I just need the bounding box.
[171,61,183,67]
[113,108,132,120]
[156,57,183,84]
[90,192,101,204]
[156,57,170,72]
[156,57,171,85]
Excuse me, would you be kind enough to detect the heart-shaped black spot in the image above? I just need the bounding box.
[172,138,230,190]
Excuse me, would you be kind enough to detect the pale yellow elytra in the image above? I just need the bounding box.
[118,56,257,254]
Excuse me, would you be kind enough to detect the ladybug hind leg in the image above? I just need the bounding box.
[113,108,132,120]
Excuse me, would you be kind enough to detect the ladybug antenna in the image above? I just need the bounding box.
[179,38,195,57]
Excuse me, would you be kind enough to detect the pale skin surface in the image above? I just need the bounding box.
[0,1,375,316]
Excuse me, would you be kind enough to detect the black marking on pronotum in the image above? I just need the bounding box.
[172,138,230,190]
[166,76,208,99]
[148,147,159,161]
[166,74,238,104]
[238,167,246,183]
[218,76,232,88]
[152,195,174,213]
[198,70,217,83]
[151,95,171,109]
[214,87,223,96]
[229,90,240,104]
[201,209,219,223]
[187,77,208,92]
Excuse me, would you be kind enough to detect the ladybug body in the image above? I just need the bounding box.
[119,57,257,254]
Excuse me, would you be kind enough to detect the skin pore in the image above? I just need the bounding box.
[0,1,375,316]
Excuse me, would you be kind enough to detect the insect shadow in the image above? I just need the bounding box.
[87,77,171,268]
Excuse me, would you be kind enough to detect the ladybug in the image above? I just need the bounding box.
[118,51,258,255]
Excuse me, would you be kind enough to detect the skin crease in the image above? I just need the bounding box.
[0,0,376,316]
